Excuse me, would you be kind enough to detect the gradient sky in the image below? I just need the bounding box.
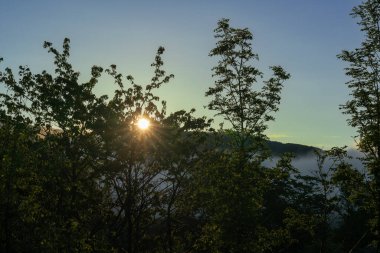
[0,0,363,148]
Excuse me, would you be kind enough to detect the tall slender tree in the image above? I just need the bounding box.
[197,18,290,253]
[206,18,290,158]
[338,1,380,250]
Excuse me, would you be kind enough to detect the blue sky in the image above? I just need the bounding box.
[0,0,362,148]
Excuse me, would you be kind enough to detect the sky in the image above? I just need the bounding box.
[0,0,364,149]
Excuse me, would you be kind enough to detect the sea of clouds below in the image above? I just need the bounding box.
[263,149,366,176]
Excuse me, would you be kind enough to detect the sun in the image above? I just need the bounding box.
[137,118,150,130]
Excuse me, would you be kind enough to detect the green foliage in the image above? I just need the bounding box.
[1,13,377,253]
[0,39,111,252]
[206,18,290,152]
[338,0,380,250]
[193,19,293,253]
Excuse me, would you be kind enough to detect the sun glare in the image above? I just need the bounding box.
[137,118,150,130]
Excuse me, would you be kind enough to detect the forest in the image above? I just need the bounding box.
[1,1,380,252]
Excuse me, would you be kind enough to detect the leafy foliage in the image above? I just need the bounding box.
[0,11,377,253]
[206,18,290,153]
[338,0,380,250]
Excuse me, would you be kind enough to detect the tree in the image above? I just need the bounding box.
[97,47,175,253]
[0,113,40,252]
[332,150,374,252]
[206,18,290,157]
[158,110,212,253]
[0,39,116,252]
[97,46,211,253]
[197,18,290,253]
[296,148,342,253]
[338,0,380,250]
[0,38,212,253]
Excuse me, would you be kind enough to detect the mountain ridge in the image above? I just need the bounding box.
[267,140,318,157]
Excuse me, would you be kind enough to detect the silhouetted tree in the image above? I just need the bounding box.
[0,38,211,253]
[196,18,290,253]
[0,39,112,252]
[206,18,290,157]
[332,150,374,252]
[338,0,380,250]
[97,48,174,253]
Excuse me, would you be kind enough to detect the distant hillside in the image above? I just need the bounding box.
[267,141,318,156]
[200,132,318,157]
